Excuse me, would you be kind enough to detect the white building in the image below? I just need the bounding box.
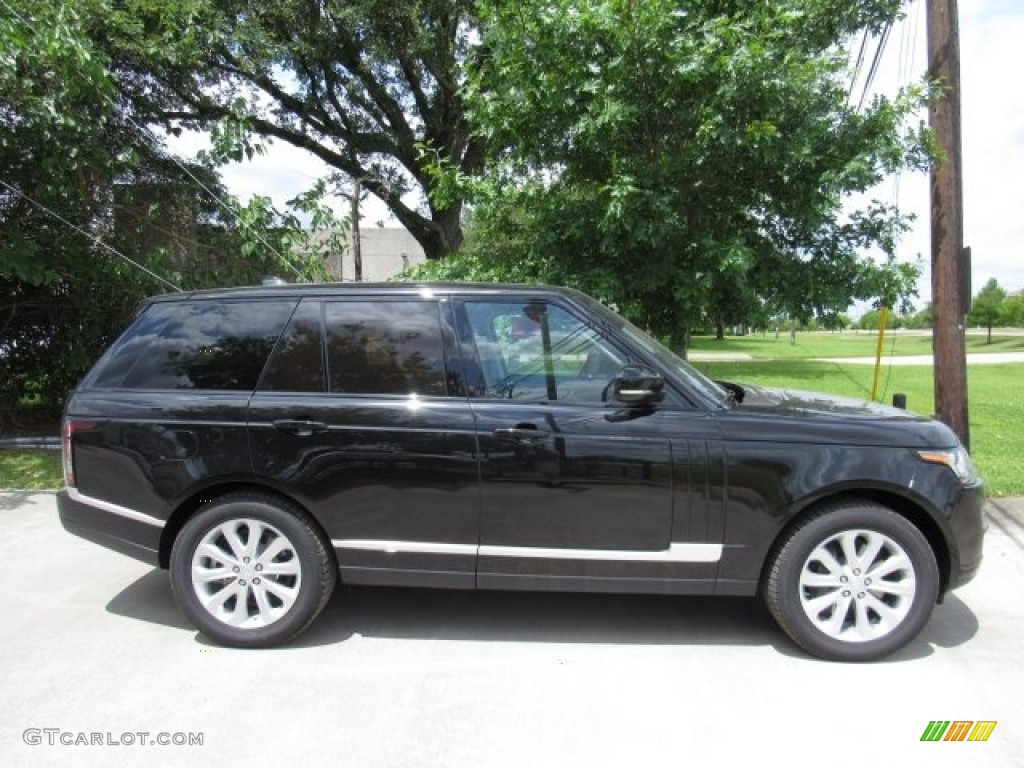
[320,227,426,282]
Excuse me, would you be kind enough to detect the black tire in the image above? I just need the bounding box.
[763,500,939,661]
[170,492,336,648]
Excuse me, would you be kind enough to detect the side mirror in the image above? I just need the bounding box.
[611,365,665,406]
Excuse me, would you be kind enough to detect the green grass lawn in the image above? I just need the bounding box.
[693,337,1022,498]
[0,450,63,490]
[689,330,1024,359]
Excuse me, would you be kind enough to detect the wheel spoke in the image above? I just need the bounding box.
[838,531,861,568]
[260,577,299,607]
[223,524,250,561]
[801,572,844,589]
[197,542,236,567]
[857,533,886,572]
[807,546,843,576]
[803,590,845,616]
[193,566,235,584]
[251,582,276,618]
[202,581,241,613]
[259,560,300,578]
[825,594,854,636]
[864,594,906,628]
[256,536,290,565]
[852,597,877,640]
[868,554,912,580]
[222,583,252,627]
[869,579,914,597]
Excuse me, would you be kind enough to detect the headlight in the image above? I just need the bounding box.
[916,446,978,485]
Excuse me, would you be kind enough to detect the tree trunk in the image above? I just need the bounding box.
[715,318,725,340]
[393,200,464,261]
[987,324,992,344]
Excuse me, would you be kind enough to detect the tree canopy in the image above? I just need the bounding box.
[414,0,926,342]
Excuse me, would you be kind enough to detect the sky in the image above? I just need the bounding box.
[166,0,1024,307]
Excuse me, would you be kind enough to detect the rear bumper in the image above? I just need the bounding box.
[58,489,162,567]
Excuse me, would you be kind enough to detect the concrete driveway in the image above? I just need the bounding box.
[1,492,1022,767]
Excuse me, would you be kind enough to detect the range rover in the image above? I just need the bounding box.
[58,282,985,660]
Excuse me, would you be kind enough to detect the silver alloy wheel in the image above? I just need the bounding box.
[191,518,302,628]
[798,528,917,643]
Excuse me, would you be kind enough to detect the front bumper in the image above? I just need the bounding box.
[944,481,986,593]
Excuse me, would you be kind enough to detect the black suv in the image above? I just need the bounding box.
[58,282,985,660]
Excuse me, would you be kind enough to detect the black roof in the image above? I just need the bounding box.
[146,281,586,304]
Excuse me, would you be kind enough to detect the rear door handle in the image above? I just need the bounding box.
[272,419,328,436]
[493,426,550,440]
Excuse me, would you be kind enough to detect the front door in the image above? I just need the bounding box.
[456,298,718,593]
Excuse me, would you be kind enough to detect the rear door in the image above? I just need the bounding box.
[247,296,480,589]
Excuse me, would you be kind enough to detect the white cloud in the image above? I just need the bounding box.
[163,131,398,225]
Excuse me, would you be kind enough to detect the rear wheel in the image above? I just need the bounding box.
[170,493,336,647]
[764,500,939,661]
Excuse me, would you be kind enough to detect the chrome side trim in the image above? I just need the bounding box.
[333,540,478,556]
[332,540,722,563]
[67,487,166,529]
[481,542,722,563]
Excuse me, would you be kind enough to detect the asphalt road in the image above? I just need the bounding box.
[1,492,1022,767]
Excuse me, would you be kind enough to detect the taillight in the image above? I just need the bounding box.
[62,418,96,488]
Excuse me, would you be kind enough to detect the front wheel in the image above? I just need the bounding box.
[763,500,939,661]
[170,493,336,647]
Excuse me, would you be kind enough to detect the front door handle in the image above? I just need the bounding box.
[272,419,328,436]
[493,425,550,440]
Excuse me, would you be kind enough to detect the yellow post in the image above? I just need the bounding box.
[871,306,890,401]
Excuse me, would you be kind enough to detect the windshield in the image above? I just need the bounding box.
[573,292,731,406]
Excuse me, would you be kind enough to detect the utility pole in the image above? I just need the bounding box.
[927,0,970,449]
[350,177,363,281]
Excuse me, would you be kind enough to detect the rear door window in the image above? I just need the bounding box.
[92,300,296,390]
[324,300,448,396]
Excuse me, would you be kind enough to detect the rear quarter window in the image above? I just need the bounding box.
[91,300,297,390]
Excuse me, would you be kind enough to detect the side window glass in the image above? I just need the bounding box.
[325,301,447,396]
[462,300,628,402]
[94,300,296,390]
[258,300,325,392]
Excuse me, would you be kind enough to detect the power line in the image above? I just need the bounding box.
[0,179,183,292]
[0,0,306,281]
[858,20,895,111]
[848,29,872,104]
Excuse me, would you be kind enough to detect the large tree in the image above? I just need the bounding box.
[107,0,482,260]
[420,0,926,341]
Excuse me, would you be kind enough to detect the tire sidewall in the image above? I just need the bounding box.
[170,496,327,648]
[771,506,939,661]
